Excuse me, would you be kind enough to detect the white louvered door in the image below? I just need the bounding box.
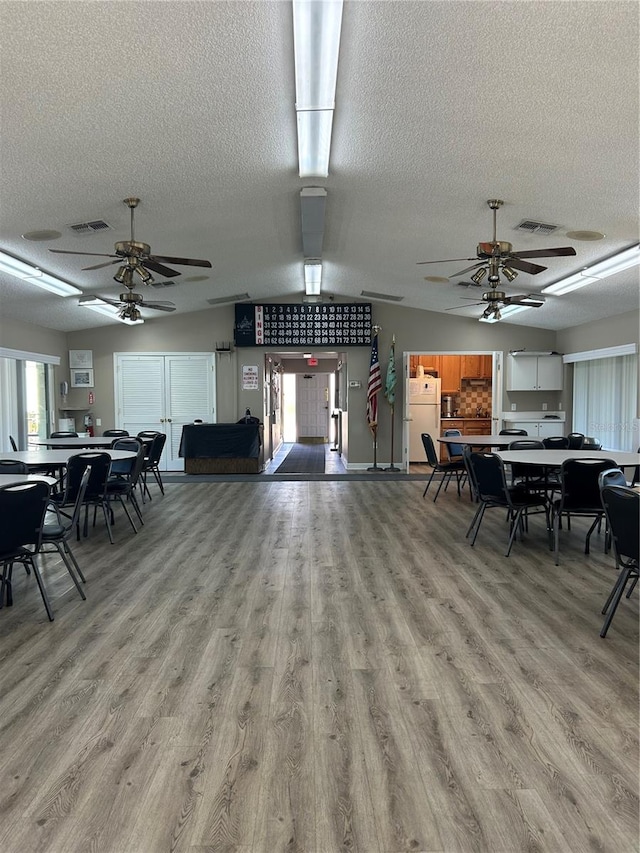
[115,353,215,470]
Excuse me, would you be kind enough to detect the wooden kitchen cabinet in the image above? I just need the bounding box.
[410,355,441,377]
[439,355,462,392]
[461,354,492,379]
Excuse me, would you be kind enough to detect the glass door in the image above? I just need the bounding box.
[25,360,51,446]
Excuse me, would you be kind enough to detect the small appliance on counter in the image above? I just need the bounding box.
[57,417,75,432]
[441,395,456,418]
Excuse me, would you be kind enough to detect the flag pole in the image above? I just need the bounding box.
[383,333,400,472]
[367,325,383,472]
[367,423,382,471]
[385,403,400,472]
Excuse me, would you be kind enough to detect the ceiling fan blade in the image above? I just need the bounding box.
[450,263,483,277]
[510,247,577,259]
[151,255,212,268]
[97,296,122,307]
[504,257,547,275]
[145,303,176,312]
[506,294,545,307]
[445,302,484,311]
[416,257,477,265]
[142,260,182,278]
[50,249,118,258]
[82,259,121,271]
[457,281,482,288]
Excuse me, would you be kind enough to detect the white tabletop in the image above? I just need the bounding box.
[496,449,640,468]
[31,436,117,448]
[0,473,58,487]
[0,449,136,467]
[438,434,514,448]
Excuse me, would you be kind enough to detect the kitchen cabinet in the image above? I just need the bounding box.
[410,355,440,377]
[504,420,565,439]
[438,417,492,460]
[440,356,462,393]
[506,355,563,391]
[461,355,492,379]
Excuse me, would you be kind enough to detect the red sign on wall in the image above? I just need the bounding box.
[308,357,318,366]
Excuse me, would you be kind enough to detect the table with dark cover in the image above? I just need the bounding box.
[179,423,264,473]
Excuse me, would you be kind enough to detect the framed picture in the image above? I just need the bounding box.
[69,349,93,368]
[70,368,94,388]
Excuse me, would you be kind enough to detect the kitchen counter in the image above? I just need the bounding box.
[439,418,492,459]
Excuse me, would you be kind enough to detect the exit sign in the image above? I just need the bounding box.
[307,357,318,366]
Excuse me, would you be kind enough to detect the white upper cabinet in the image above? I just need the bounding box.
[506,355,563,391]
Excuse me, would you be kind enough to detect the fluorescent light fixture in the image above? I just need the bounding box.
[293,0,344,178]
[0,249,81,296]
[78,295,144,325]
[304,260,322,295]
[542,244,640,295]
[479,305,531,324]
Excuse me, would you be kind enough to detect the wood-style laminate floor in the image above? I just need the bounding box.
[0,480,637,853]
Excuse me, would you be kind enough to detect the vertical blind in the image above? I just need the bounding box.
[572,354,638,451]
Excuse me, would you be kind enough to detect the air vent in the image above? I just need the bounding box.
[516,220,559,236]
[207,292,251,306]
[361,290,404,302]
[67,219,112,236]
[150,280,176,288]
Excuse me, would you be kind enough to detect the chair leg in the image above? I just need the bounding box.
[600,567,632,638]
[505,508,525,557]
[466,502,483,539]
[47,543,86,600]
[422,469,437,499]
[470,503,487,546]
[152,466,164,495]
[30,557,54,621]
[584,514,602,555]
[626,576,638,598]
[128,490,144,525]
[61,540,86,584]
[553,510,561,565]
[116,496,138,534]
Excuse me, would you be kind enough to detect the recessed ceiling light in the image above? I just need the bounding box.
[22,229,62,241]
[565,230,605,241]
[423,276,450,283]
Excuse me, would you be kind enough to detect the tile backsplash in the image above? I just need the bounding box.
[457,379,492,415]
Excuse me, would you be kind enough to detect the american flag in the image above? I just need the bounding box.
[367,333,382,430]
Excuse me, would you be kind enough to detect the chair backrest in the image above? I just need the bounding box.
[499,429,528,436]
[598,467,627,490]
[127,446,147,488]
[420,433,439,467]
[0,480,49,552]
[443,428,464,459]
[66,452,112,502]
[508,439,544,451]
[559,458,617,510]
[582,436,602,450]
[67,465,92,533]
[111,437,142,453]
[147,432,167,465]
[462,445,479,500]
[469,452,508,504]
[103,429,129,437]
[600,486,639,564]
[51,431,78,438]
[566,432,585,450]
[9,435,18,451]
[0,459,29,474]
[543,436,569,449]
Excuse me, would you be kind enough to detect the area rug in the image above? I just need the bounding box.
[274,442,326,474]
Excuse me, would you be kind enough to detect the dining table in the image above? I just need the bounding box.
[496,448,640,469]
[0,449,137,470]
[438,434,515,449]
[31,436,117,449]
[0,473,58,488]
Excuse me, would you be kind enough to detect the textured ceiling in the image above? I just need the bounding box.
[0,1,638,333]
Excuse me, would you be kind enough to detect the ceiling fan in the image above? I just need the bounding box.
[418,198,576,285]
[80,287,176,322]
[446,289,545,322]
[50,197,212,284]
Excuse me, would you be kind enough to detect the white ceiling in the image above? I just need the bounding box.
[1,1,638,333]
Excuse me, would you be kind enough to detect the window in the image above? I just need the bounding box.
[572,353,638,451]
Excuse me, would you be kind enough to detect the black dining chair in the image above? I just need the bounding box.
[499,429,528,436]
[137,431,167,499]
[105,444,146,531]
[443,428,464,461]
[552,457,617,564]
[0,460,29,474]
[51,452,114,543]
[506,439,545,487]
[9,436,18,451]
[466,452,550,556]
[598,467,629,552]
[598,485,639,638]
[582,436,602,450]
[566,432,585,450]
[421,433,466,502]
[103,429,130,438]
[543,436,570,450]
[50,431,79,438]
[0,480,53,620]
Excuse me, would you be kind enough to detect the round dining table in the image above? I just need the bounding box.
[0,473,58,487]
[31,436,118,449]
[496,448,640,468]
[438,434,515,449]
[0,449,136,469]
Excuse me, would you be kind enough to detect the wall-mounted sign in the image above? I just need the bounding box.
[234,303,373,347]
[242,365,259,390]
[69,349,93,368]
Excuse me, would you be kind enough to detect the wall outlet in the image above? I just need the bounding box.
[511,403,516,411]
[559,402,562,410]
[542,403,548,411]
[96,418,102,426]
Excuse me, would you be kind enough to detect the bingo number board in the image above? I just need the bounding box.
[234,303,373,347]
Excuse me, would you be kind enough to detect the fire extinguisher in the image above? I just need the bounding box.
[84,413,94,437]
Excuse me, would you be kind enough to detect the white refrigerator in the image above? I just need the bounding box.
[408,377,441,462]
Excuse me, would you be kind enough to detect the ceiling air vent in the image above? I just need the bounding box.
[515,220,559,236]
[67,219,112,236]
[361,290,404,302]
